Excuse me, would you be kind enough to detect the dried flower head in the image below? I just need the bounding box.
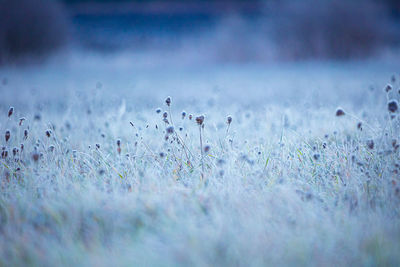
[196,115,204,125]
[5,130,10,142]
[189,114,193,120]
[45,130,51,138]
[12,147,18,156]
[8,107,13,117]
[24,129,28,140]
[32,152,39,162]
[357,122,362,130]
[166,126,174,134]
[388,100,398,113]
[227,115,232,125]
[335,108,345,117]
[19,117,25,126]
[117,139,121,147]
[96,144,100,149]
[181,111,186,119]
[156,108,161,114]
[385,84,393,92]
[163,112,168,119]
[367,139,374,150]
[203,145,211,153]
[165,96,171,106]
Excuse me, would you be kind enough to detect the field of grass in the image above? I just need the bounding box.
[1,54,400,266]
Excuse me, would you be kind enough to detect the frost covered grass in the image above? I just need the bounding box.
[1,59,400,266]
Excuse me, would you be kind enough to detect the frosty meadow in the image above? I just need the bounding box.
[1,59,400,266]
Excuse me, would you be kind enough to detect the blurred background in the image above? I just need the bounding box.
[1,0,400,65]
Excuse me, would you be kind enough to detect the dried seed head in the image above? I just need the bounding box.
[388,100,398,113]
[5,130,10,142]
[159,152,165,158]
[335,108,345,117]
[166,126,174,134]
[1,150,8,159]
[156,108,161,114]
[165,96,171,106]
[357,122,362,130]
[203,145,211,153]
[12,147,18,156]
[313,154,320,160]
[96,144,100,149]
[196,115,204,125]
[32,152,39,162]
[367,139,374,150]
[116,139,121,147]
[385,84,393,92]
[227,115,232,125]
[163,112,168,119]
[189,114,193,120]
[19,117,25,126]
[45,130,51,138]
[8,107,13,117]
[181,111,186,119]
[20,144,24,152]
[48,145,55,152]
[24,129,28,140]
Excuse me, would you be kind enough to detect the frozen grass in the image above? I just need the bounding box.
[1,57,400,266]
